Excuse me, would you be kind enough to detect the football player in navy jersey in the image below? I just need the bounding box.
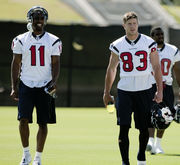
[10,6,62,165]
[103,12,163,165]
[146,27,180,154]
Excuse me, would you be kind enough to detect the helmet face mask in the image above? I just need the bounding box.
[151,103,173,129]
[27,6,48,24]
[174,104,180,123]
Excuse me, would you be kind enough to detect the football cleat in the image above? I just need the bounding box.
[150,143,164,154]
[20,153,32,165]
[33,157,41,165]
[150,148,156,155]
[155,145,164,154]
[33,161,41,165]
[146,144,152,152]
[146,137,155,153]
[146,144,156,155]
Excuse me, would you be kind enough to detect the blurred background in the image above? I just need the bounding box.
[0,0,180,107]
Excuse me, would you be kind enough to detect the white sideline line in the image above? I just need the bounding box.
[74,0,108,26]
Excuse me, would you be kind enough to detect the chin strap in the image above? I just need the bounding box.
[27,23,33,32]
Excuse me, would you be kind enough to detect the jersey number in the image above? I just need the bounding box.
[120,51,147,72]
[161,59,171,76]
[30,45,45,66]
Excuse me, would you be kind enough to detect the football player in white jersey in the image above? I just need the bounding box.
[146,27,180,154]
[10,6,62,165]
[103,12,163,165]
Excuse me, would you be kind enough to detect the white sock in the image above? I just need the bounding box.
[34,151,42,160]
[137,160,146,165]
[23,147,30,154]
[148,137,154,146]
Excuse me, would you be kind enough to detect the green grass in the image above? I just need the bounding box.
[1,0,180,26]
[0,107,180,165]
[162,5,180,24]
[0,0,85,24]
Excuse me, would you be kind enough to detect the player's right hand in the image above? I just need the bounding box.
[10,89,19,101]
[177,91,180,104]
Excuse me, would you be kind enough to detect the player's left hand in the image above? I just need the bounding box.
[103,93,114,107]
[153,91,163,103]
[44,81,57,98]
[49,81,57,93]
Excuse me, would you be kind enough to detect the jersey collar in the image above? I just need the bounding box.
[159,44,165,52]
[125,33,141,46]
[32,31,46,40]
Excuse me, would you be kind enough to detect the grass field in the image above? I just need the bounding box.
[0,107,180,165]
[162,5,180,24]
[0,0,85,24]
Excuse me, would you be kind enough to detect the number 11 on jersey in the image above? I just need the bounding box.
[30,45,45,66]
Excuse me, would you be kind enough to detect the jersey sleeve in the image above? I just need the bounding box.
[11,37,23,54]
[148,40,157,53]
[109,41,120,55]
[51,39,62,56]
[174,48,180,63]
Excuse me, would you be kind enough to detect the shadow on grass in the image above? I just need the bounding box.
[151,153,180,157]
[163,153,180,157]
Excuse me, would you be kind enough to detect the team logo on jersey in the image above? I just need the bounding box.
[11,41,14,50]
[59,44,62,53]
[151,47,156,53]
[131,42,135,46]
[11,38,18,50]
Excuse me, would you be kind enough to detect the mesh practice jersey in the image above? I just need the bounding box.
[12,31,62,88]
[151,43,180,85]
[109,33,157,91]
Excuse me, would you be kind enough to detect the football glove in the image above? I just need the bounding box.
[44,83,57,98]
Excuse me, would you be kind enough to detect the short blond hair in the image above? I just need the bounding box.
[123,11,138,23]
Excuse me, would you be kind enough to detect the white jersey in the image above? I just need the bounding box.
[12,31,62,88]
[151,43,180,85]
[109,33,157,91]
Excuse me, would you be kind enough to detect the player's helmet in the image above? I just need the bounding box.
[174,104,180,123]
[27,6,48,23]
[151,103,173,129]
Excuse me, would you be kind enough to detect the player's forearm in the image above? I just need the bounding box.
[175,73,180,88]
[173,62,180,87]
[104,67,117,94]
[11,61,20,90]
[51,58,60,84]
[153,65,163,92]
